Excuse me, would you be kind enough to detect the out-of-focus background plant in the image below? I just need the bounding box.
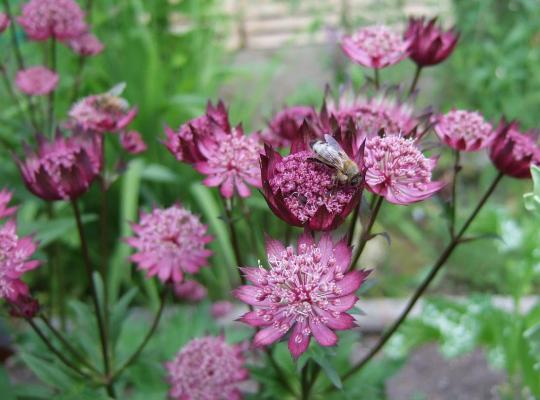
[1,0,540,399]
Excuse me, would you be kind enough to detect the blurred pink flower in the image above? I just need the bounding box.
[341,25,410,69]
[9,293,40,318]
[127,205,212,284]
[405,17,459,67]
[364,135,444,204]
[0,190,17,220]
[17,0,86,41]
[235,233,370,358]
[68,86,137,133]
[211,300,234,318]
[261,124,364,231]
[16,132,102,201]
[262,106,318,148]
[434,110,494,152]
[0,13,10,33]
[0,220,40,302]
[15,66,59,96]
[166,336,248,400]
[173,280,207,302]
[165,101,262,198]
[489,119,540,179]
[66,32,104,56]
[165,101,230,164]
[324,86,418,137]
[120,130,147,154]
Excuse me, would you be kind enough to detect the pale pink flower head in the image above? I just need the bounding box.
[341,25,410,69]
[364,135,444,204]
[68,84,137,133]
[0,220,40,302]
[66,32,104,56]
[17,0,87,41]
[434,109,494,152]
[164,101,230,164]
[0,13,10,33]
[15,66,59,96]
[173,280,207,302]
[261,123,364,231]
[17,131,102,201]
[235,233,370,358]
[127,205,212,284]
[0,190,17,220]
[489,119,540,179]
[120,130,147,154]
[263,106,319,148]
[211,300,234,318]
[324,86,418,137]
[166,336,248,400]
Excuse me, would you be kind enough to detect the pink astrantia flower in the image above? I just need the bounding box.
[364,135,444,204]
[173,280,208,302]
[489,119,540,179]
[164,101,230,164]
[235,233,370,358]
[68,85,137,133]
[405,17,459,67]
[261,123,364,231]
[0,220,40,302]
[17,0,87,41]
[0,13,10,33]
[262,106,319,148]
[127,205,212,284]
[434,109,494,152]
[341,25,410,69]
[165,101,262,198]
[0,190,17,220]
[66,32,104,56]
[211,300,234,318]
[120,130,147,154]
[17,132,102,201]
[166,336,249,400]
[15,66,59,96]
[324,86,418,137]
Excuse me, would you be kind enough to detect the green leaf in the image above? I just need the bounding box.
[0,366,16,400]
[310,348,343,390]
[20,215,97,247]
[140,164,178,183]
[19,352,77,390]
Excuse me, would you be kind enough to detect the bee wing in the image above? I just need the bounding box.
[313,142,346,170]
[107,82,126,97]
[324,134,347,154]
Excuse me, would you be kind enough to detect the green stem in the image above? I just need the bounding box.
[374,68,380,90]
[71,200,115,398]
[47,38,57,136]
[2,0,24,69]
[99,137,110,358]
[450,150,461,238]
[301,361,311,400]
[347,202,361,246]
[264,348,296,396]
[221,197,245,285]
[408,65,422,96]
[109,288,168,382]
[351,196,383,268]
[71,56,86,103]
[339,172,504,383]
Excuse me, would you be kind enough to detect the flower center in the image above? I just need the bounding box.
[352,26,405,59]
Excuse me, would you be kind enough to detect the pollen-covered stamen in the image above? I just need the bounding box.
[270,151,356,223]
[435,110,493,151]
[350,26,406,60]
[206,131,261,176]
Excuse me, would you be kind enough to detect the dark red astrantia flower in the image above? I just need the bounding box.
[489,119,540,179]
[262,105,319,148]
[405,17,459,67]
[261,121,364,231]
[16,131,102,201]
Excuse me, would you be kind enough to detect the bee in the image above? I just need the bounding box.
[95,82,130,112]
[310,134,362,186]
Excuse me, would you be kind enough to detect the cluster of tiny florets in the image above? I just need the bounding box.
[0,220,40,301]
[166,336,248,400]
[435,110,493,151]
[18,0,87,41]
[15,66,59,96]
[67,32,104,56]
[127,205,212,284]
[365,135,441,204]
[269,152,355,223]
